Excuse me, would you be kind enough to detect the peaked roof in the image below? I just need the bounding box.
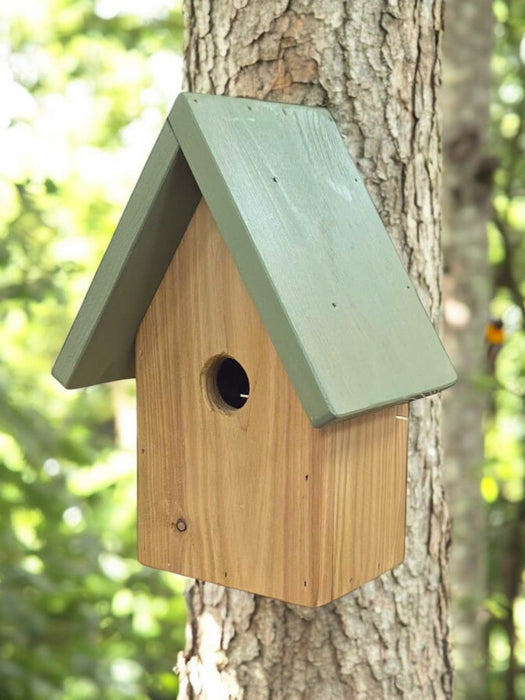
[53,92,456,428]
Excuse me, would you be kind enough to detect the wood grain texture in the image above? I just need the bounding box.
[169,93,456,426]
[136,199,409,607]
[52,122,201,389]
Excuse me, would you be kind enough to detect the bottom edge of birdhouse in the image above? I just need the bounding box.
[136,552,406,608]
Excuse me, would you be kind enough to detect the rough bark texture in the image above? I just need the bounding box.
[441,2,493,697]
[177,1,452,697]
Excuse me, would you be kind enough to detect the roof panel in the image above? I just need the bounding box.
[169,93,456,426]
[53,121,201,388]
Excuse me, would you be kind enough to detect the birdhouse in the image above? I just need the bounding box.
[53,93,456,607]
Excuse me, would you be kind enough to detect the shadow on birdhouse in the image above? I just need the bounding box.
[53,93,456,607]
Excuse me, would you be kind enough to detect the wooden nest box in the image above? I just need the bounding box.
[53,93,456,607]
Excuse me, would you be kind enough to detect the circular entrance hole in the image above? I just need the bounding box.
[205,356,250,412]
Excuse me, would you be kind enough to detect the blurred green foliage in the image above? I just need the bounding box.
[485,1,525,698]
[0,1,186,698]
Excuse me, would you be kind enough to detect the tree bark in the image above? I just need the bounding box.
[178,1,453,697]
[441,1,493,697]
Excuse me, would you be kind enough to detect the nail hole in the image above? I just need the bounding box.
[272,176,278,182]
[174,518,187,533]
[303,580,307,587]
[305,474,309,481]
[332,302,337,308]
[224,571,228,578]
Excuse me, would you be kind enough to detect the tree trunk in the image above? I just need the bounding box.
[441,1,494,697]
[177,2,453,697]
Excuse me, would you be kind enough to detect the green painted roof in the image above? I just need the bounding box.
[53,92,456,428]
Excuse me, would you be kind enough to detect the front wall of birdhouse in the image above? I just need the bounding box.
[135,199,409,606]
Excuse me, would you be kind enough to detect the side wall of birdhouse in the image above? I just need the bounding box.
[135,199,409,606]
